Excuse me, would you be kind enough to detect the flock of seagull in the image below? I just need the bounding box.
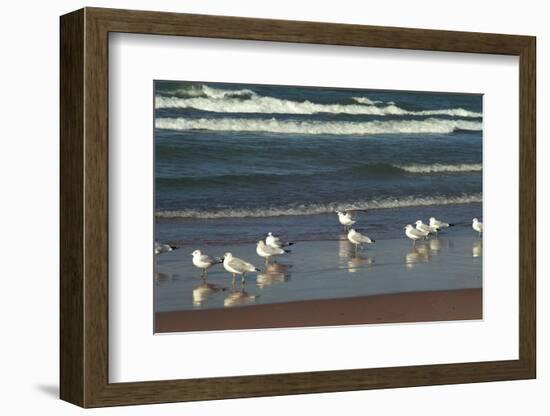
[155,211,483,285]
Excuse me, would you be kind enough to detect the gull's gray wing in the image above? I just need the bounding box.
[228,257,256,272]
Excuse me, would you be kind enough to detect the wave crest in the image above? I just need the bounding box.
[397,163,482,173]
[155,95,482,118]
[156,194,482,219]
[155,117,482,135]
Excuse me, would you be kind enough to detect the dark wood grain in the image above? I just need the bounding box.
[60,7,537,408]
[59,8,84,406]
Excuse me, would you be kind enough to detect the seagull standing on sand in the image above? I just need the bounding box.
[415,220,437,238]
[256,240,290,264]
[265,232,294,249]
[429,217,454,233]
[347,228,375,253]
[404,224,427,246]
[223,252,260,284]
[191,250,223,276]
[155,241,176,255]
[336,210,356,230]
[472,218,483,237]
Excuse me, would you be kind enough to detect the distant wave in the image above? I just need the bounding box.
[352,96,392,105]
[157,84,257,99]
[155,95,482,118]
[156,193,482,219]
[155,117,481,135]
[159,163,483,187]
[155,84,481,117]
[396,163,482,173]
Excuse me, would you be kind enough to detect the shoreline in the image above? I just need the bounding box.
[155,288,482,333]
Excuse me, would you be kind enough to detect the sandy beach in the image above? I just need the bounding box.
[156,288,482,332]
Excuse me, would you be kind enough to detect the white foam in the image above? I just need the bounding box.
[156,193,482,219]
[155,117,481,135]
[397,163,482,173]
[155,93,481,118]
[352,96,387,105]
[156,96,481,118]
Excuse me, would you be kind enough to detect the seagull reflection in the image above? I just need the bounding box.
[347,254,373,274]
[338,234,355,258]
[429,238,442,253]
[224,288,258,308]
[472,240,482,258]
[405,243,431,269]
[428,237,450,254]
[192,282,222,307]
[256,263,292,288]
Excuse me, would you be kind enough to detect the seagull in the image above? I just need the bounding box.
[415,220,437,238]
[223,252,260,284]
[155,241,176,255]
[472,218,483,237]
[429,217,454,233]
[191,250,223,276]
[347,228,375,253]
[265,232,294,249]
[336,210,356,229]
[404,224,427,246]
[256,240,290,264]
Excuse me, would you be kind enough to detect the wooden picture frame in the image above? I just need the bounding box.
[60,7,536,408]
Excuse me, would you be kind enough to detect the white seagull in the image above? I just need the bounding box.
[415,220,437,238]
[336,210,356,229]
[256,240,289,264]
[223,252,260,284]
[265,232,294,249]
[472,218,483,237]
[404,224,427,245]
[155,241,175,256]
[429,217,454,232]
[191,250,223,276]
[347,228,375,253]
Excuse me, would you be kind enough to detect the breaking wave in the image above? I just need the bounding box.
[155,117,482,135]
[155,95,482,118]
[155,85,481,117]
[396,163,482,173]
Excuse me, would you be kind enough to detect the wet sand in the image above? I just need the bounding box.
[156,288,481,333]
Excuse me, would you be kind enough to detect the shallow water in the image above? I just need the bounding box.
[155,227,482,313]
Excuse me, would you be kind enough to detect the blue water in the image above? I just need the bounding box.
[154,81,482,245]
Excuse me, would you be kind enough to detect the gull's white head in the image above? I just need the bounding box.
[257,240,265,246]
[404,224,413,230]
[191,249,201,256]
[415,220,423,226]
[348,228,356,234]
[429,217,436,223]
[473,218,479,223]
[224,252,232,259]
[267,232,273,236]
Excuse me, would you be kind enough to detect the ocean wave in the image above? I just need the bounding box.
[158,163,482,186]
[157,84,257,99]
[156,194,482,219]
[396,163,482,173]
[155,94,482,118]
[155,117,482,135]
[352,96,391,105]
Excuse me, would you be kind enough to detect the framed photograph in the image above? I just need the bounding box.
[60,7,536,407]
